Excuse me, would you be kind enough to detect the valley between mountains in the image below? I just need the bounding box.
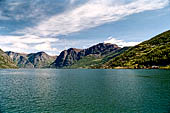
[0,30,170,69]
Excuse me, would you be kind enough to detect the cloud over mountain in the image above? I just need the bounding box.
[104,37,141,47]
[0,0,169,55]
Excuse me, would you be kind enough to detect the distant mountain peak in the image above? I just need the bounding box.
[5,51,57,68]
[93,42,119,48]
[67,48,82,52]
[51,43,121,68]
[37,51,46,54]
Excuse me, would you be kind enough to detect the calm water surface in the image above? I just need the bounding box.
[0,69,170,113]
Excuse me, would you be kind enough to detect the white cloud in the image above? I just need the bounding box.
[0,35,59,55]
[18,0,169,37]
[0,46,26,53]
[104,36,141,47]
[0,35,58,44]
[35,42,58,52]
[13,43,29,49]
[0,34,98,55]
[0,0,169,55]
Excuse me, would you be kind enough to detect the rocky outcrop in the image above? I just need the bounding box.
[27,52,57,68]
[79,43,120,56]
[51,43,120,68]
[51,48,82,68]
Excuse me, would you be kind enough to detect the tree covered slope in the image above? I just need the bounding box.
[103,30,170,69]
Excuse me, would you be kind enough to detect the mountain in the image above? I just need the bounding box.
[102,30,170,69]
[51,48,82,68]
[5,51,34,68]
[0,49,17,68]
[51,43,121,68]
[68,47,129,69]
[6,51,57,68]
[4,30,170,69]
[27,52,57,68]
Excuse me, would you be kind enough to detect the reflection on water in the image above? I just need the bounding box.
[0,69,170,113]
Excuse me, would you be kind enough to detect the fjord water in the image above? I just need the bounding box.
[0,69,170,113]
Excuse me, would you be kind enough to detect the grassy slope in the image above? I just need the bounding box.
[103,30,170,69]
[0,49,18,69]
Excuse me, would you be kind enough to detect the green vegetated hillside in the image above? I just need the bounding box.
[67,47,129,69]
[0,49,18,69]
[102,30,170,69]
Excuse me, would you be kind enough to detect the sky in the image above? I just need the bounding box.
[0,0,170,55]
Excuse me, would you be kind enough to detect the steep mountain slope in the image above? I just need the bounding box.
[103,30,170,69]
[51,43,121,68]
[68,47,129,69]
[6,51,57,68]
[51,48,82,68]
[6,51,34,68]
[27,52,57,68]
[0,49,17,68]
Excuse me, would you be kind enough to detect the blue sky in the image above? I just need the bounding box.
[0,0,170,55]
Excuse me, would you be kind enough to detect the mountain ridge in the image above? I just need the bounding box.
[2,30,170,69]
[100,30,170,69]
[5,51,57,68]
[51,43,121,68]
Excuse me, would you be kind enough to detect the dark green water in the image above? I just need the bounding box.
[0,69,170,113]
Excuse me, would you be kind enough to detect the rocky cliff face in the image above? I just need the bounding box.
[79,43,120,56]
[6,51,34,68]
[0,49,17,68]
[27,52,57,68]
[51,43,120,68]
[5,51,57,68]
[51,48,82,68]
